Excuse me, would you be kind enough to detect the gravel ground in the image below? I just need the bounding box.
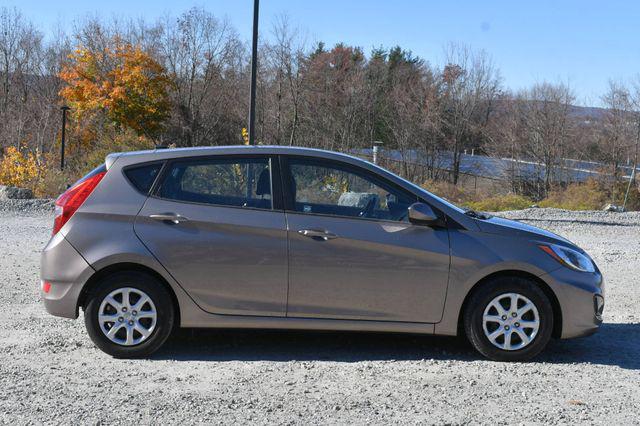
[0,203,639,425]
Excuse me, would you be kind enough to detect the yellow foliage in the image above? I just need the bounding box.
[0,147,42,190]
[242,128,249,145]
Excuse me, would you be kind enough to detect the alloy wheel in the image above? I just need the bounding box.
[482,292,540,351]
[97,287,157,346]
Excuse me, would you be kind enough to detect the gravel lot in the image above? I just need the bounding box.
[1,204,639,425]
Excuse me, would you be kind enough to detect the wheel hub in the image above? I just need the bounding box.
[482,292,540,351]
[98,287,157,347]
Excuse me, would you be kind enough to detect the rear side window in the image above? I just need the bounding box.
[158,158,272,209]
[125,163,162,194]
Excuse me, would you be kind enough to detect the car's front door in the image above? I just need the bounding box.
[282,156,450,323]
[135,155,288,317]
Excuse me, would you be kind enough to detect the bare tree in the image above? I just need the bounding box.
[261,16,307,145]
[600,80,633,199]
[0,7,47,148]
[516,82,575,197]
[159,7,245,146]
[622,76,640,209]
[440,43,501,184]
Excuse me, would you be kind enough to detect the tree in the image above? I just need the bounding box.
[600,80,633,199]
[261,15,307,146]
[160,7,245,146]
[517,82,575,197]
[440,44,501,184]
[59,38,172,139]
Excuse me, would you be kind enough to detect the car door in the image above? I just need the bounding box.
[134,155,288,317]
[282,156,450,323]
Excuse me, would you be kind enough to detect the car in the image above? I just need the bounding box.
[40,146,604,361]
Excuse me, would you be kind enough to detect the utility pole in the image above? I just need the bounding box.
[248,0,259,145]
[60,106,70,171]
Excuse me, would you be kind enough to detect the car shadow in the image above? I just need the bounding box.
[154,322,640,369]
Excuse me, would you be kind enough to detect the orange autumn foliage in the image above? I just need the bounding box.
[59,40,172,139]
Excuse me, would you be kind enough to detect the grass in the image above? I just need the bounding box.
[422,178,640,212]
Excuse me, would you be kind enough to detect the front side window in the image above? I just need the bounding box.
[159,157,272,209]
[288,159,416,221]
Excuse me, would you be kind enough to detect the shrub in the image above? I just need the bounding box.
[0,146,43,190]
[34,167,70,198]
[611,180,640,211]
[539,180,607,210]
[464,194,533,212]
[422,179,469,205]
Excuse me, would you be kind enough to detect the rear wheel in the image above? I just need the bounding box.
[84,271,175,358]
[464,276,554,361]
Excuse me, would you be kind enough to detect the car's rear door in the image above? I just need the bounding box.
[282,156,450,323]
[134,155,288,317]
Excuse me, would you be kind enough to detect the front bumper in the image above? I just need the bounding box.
[541,266,604,339]
[41,232,95,319]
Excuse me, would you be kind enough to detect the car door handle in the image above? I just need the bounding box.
[149,213,189,224]
[298,229,338,241]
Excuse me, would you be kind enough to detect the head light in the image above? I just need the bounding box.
[539,244,595,273]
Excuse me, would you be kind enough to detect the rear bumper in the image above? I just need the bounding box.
[40,232,95,319]
[542,267,604,339]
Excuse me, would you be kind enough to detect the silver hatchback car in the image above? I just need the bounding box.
[41,146,604,361]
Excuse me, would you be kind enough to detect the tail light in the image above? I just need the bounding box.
[53,164,107,235]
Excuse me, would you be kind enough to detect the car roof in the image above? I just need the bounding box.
[106,145,368,169]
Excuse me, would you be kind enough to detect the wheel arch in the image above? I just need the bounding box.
[457,270,563,338]
[77,262,181,326]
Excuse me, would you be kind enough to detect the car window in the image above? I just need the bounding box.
[288,160,416,221]
[125,163,162,194]
[159,158,273,209]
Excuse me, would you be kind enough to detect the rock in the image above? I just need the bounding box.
[602,203,621,212]
[0,185,33,200]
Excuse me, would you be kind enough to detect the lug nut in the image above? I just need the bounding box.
[512,312,517,317]
[501,315,507,320]
[132,310,137,316]
[118,317,124,322]
[122,307,128,312]
[504,325,510,330]
[515,322,520,327]
[128,320,134,326]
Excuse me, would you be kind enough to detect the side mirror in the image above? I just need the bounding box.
[408,202,441,226]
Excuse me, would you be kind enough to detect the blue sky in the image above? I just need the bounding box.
[6,0,639,106]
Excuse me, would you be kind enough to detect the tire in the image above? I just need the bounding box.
[464,276,554,362]
[84,271,175,358]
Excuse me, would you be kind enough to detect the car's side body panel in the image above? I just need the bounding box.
[286,212,450,323]
[434,229,603,337]
[135,197,289,317]
[41,232,95,318]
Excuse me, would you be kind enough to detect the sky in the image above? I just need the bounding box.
[4,0,639,106]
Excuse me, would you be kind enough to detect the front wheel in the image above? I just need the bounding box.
[464,277,554,361]
[84,271,175,358]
